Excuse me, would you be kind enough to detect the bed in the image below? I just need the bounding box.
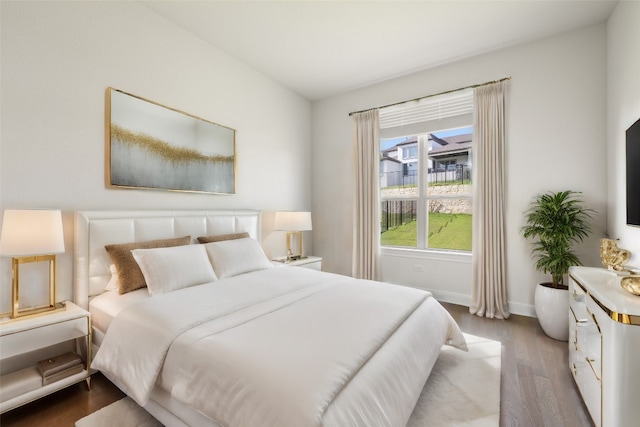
[74,210,466,427]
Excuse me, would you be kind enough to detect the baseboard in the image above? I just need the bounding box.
[427,289,536,318]
[428,289,472,308]
[507,302,536,318]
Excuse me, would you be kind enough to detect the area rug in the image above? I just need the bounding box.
[75,396,162,427]
[76,333,501,427]
[407,332,502,426]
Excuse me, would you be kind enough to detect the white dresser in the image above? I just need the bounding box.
[568,266,640,427]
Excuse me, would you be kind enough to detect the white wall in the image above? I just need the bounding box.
[0,1,312,312]
[606,1,640,262]
[312,24,608,316]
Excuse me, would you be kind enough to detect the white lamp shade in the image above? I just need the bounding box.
[0,210,65,256]
[275,211,312,231]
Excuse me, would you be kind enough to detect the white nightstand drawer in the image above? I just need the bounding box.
[0,317,88,359]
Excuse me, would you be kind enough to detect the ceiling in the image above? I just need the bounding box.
[141,0,618,101]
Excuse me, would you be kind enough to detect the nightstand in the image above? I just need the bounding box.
[0,301,91,414]
[272,256,322,271]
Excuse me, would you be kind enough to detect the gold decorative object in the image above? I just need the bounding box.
[600,238,631,272]
[621,276,640,296]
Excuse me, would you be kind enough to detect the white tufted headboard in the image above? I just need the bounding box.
[74,210,261,310]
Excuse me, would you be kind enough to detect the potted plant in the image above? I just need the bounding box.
[521,190,594,341]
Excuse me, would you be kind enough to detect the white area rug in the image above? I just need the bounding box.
[76,333,500,427]
[407,333,502,426]
[75,396,161,427]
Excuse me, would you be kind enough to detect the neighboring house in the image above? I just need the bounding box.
[428,133,472,172]
[381,137,418,187]
[379,154,403,188]
[380,133,472,188]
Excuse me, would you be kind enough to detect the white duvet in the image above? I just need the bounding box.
[92,267,466,427]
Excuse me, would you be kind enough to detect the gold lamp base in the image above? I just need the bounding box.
[1,302,66,323]
[5,254,63,321]
[285,254,308,263]
[285,231,306,262]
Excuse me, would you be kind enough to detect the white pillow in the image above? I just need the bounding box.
[105,264,120,291]
[132,244,217,296]
[204,237,273,279]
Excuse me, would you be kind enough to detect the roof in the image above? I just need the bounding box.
[433,133,472,145]
[396,136,418,146]
[429,141,472,157]
[383,133,472,157]
[380,154,401,164]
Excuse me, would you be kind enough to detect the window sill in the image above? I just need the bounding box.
[380,246,472,263]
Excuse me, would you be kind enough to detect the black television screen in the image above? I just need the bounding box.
[627,117,640,226]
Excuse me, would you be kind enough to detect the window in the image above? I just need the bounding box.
[402,146,418,159]
[379,90,473,252]
[434,160,456,171]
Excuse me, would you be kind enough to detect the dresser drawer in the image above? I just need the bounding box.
[570,305,602,380]
[572,356,602,427]
[569,272,603,427]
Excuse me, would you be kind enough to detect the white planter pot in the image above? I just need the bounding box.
[534,282,569,341]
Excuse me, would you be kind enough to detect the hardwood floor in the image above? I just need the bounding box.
[0,373,124,427]
[0,303,593,427]
[441,302,593,427]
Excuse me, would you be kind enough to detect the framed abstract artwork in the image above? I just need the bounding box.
[105,88,236,194]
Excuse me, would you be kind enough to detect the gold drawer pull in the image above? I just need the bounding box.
[585,357,601,382]
[591,313,601,333]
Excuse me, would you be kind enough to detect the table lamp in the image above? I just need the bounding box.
[0,209,65,319]
[274,211,312,262]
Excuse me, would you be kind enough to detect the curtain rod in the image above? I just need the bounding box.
[348,76,511,116]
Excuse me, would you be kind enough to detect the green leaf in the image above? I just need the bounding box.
[521,190,594,287]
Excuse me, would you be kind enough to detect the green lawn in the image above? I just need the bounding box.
[381,213,472,251]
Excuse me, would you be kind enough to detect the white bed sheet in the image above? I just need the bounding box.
[89,288,150,346]
[93,267,466,427]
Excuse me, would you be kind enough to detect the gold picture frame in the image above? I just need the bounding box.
[105,88,236,194]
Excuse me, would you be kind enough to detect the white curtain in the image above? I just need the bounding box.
[470,81,510,319]
[352,109,380,280]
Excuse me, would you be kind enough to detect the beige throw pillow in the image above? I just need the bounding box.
[196,232,250,244]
